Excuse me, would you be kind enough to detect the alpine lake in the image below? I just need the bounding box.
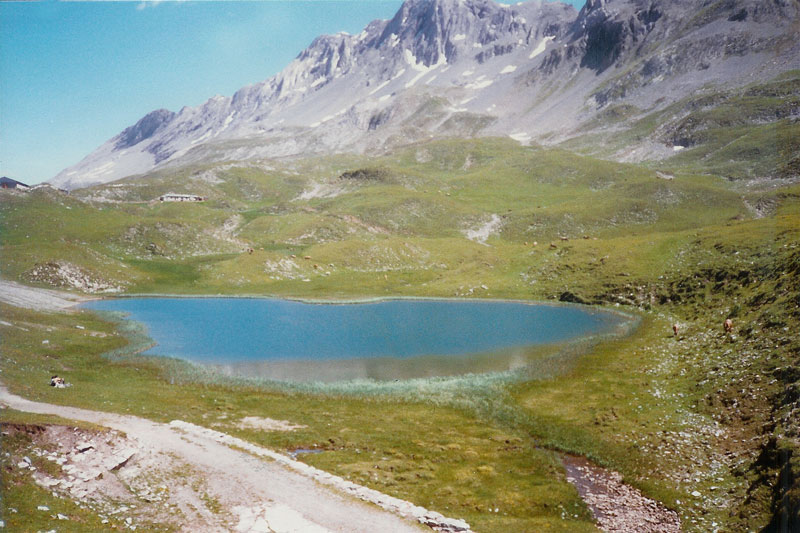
[82,297,631,382]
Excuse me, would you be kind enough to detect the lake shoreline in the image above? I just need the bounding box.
[92,303,639,392]
[82,290,637,321]
[0,277,636,326]
[82,295,640,383]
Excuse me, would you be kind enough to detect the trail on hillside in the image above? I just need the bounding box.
[0,386,452,533]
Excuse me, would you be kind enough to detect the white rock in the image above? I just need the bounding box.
[75,442,94,453]
[250,517,271,532]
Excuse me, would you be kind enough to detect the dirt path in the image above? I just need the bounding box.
[0,279,89,312]
[0,386,470,533]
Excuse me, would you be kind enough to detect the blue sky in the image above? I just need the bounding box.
[1,0,582,185]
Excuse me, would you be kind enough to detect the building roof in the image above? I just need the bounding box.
[0,176,30,188]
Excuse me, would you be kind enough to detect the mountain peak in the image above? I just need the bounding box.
[115,109,175,150]
[378,0,524,67]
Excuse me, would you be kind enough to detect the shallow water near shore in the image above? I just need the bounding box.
[82,297,629,382]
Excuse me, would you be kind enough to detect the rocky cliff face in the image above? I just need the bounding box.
[115,109,176,152]
[569,0,664,72]
[578,0,799,108]
[50,0,799,190]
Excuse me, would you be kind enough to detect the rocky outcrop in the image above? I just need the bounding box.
[115,109,176,151]
[24,261,123,294]
[585,0,799,108]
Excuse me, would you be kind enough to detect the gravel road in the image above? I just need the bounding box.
[0,386,444,533]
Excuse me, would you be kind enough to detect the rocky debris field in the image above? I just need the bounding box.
[2,422,229,531]
[563,455,681,533]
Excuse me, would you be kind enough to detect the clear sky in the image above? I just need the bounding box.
[1,0,583,185]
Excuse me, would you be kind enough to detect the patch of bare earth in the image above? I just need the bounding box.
[462,214,503,245]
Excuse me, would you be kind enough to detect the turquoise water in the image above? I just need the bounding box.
[83,298,627,381]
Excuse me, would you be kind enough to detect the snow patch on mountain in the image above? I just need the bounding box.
[404,49,448,88]
[509,132,531,143]
[466,76,494,89]
[529,35,554,59]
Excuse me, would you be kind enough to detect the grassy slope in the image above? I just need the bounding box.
[0,138,752,296]
[1,134,798,530]
[561,71,800,182]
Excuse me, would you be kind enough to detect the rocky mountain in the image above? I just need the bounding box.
[51,0,799,190]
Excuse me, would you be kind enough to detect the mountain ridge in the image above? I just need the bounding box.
[50,0,799,190]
